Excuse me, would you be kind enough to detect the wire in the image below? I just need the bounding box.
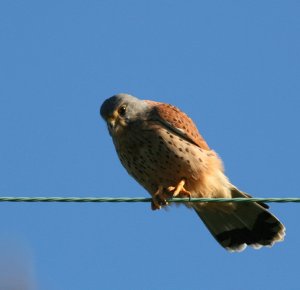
[0,197,299,203]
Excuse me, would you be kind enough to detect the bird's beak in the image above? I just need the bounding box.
[106,112,119,135]
[107,116,116,129]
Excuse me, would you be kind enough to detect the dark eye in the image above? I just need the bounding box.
[118,105,126,117]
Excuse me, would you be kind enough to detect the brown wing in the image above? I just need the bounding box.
[146,100,210,150]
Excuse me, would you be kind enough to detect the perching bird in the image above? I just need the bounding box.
[100,93,285,252]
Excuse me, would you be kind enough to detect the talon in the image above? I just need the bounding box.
[151,200,161,210]
[167,179,192,199]
[151,185,169,210]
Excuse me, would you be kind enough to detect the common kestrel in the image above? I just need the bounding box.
[100,93,285,252]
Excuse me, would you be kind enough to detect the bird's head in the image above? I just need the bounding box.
[100,93,149,136]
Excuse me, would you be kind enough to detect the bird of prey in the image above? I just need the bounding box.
[100,93,285,252]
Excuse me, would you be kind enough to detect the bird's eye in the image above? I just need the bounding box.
[118,105,127,117]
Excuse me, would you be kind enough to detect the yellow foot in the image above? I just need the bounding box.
[151,185,169,211]
[167,179,191,199]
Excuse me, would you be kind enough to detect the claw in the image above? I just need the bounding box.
[151,185,169,210]
[151,179,191,210]
[167,179,191,199]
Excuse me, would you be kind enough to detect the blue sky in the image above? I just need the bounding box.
[0,1,299,289]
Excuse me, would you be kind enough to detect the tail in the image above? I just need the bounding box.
[193,188,285,252]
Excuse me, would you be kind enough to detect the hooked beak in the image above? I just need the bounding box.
[107,116,116,135]
[106,111,120,135]
[105,111,127,136]
[107,116,116,129]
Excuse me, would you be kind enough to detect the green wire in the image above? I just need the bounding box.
[0,197,299,203]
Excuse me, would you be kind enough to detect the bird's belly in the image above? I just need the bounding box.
[116,128,210,195]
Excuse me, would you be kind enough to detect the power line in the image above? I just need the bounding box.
[0,197,299,203]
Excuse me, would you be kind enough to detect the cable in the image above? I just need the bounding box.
[0,197,299,203]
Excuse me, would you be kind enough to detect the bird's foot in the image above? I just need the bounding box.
[151,180,192,210]
[167,179,191,199]
[151,185,170,210]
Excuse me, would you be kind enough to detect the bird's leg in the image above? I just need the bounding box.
[151,185,169,210]
[151,179,191,210]
[167,179,191,199]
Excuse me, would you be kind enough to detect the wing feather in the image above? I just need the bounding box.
[146,100,210,150]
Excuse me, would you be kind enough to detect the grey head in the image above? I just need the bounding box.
[100,93,149,136]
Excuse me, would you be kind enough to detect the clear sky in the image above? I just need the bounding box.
[0,1,299,289]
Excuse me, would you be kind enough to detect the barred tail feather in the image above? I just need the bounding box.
[193,188,285,252]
